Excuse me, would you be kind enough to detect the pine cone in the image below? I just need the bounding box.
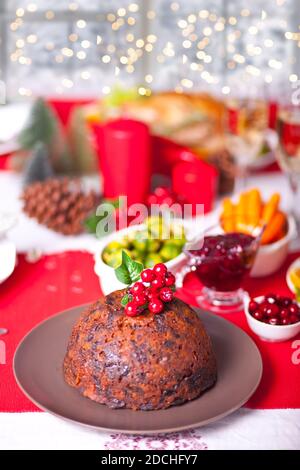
[21,178,99,235]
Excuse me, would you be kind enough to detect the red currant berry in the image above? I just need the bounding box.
[148,298,164,314]
[290,315,300,324]
[133,293,147,307]
[159,287,174,303]
[151,277,165,289]
[281,318,291,325]
[141,269,155,283]
[130,282,145,295]
[268,317,279,325]
[125,302,140,317]
[165,272,176,287]
[153,263,167,277]
[145,287,159,301]
[249,300,259,313]
[279,308,289,319]
[252,310,264,321]
[289,304,299,316]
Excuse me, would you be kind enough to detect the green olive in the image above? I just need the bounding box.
[144,253,163,268]
[159,243,181,261]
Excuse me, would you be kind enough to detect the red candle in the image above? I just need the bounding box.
[92,119,151,206]
[172,160,218,215]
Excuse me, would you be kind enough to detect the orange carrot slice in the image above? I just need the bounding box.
[247,188,262,227]
[261,193,280,225]
[261,210,287,245]
[221,198,236,232]
[236,192,248,233]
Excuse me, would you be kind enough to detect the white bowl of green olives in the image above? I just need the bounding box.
[94,217,189,295]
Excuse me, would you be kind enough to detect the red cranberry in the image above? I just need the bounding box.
[153,263,168,277]
[133,293,147,306]
[265,294,277,304]
[280,297,292,307]
[249,300,259,313]
[152,277,165,289]
[265,304,279,317]
[148,298,164,314]
[252,310,264,321]
[125,302,140,317]
[268,317,279,325]
[141,269,155,283]
[290,315,300,324]
[261,301,271,314]
[164,272,176,287]
[279,308,289,319]
[159,287,173,302]
[289,304,299,316]
[281,318,291,325]
[130,282,145,295]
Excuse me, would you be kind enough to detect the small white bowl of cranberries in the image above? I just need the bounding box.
[245,293,300,342]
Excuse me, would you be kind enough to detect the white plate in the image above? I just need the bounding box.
[0,239,16,284]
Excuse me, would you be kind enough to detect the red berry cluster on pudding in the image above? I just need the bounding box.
[249,294,300,326]
[124,263,176,317]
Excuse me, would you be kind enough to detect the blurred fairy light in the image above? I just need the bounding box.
[62,78,73,88]
[76,20,86,29]
[81,71,90,80]
[147,11,156,20]
[289,74,298,82]
[45,10,55,20]
[62,48,73,58]
[76,51,86,60]
[27,3,37,13]
[69,3,79,12]
[16,8,24,17]
[128,3,139,13]
[27,34,37,44]
[81,40,90,49]
[18,87,32,96]
[102,55,111,64]
[145,74,153,83]
[4,0,300,97]
[222,86,230,94]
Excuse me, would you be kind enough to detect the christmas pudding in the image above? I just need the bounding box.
[63,260,217,410]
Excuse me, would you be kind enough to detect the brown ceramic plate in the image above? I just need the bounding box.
[14,305,262,435]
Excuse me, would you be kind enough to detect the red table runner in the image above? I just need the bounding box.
[0,251,299,412]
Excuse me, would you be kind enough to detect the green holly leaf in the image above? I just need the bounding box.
[115,250,143,285]
[121,293,132,306]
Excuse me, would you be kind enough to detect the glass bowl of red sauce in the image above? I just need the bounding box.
[179,224,263,313]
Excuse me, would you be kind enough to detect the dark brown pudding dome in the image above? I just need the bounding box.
[63,289,217,410]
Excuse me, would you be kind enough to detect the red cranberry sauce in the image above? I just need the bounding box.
[187,233,256,292]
